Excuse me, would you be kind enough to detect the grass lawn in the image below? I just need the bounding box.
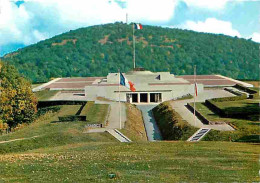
[120,103,147,141]
[190,100,259,142]
[58,105,82,116]
[0,140,259,182]
[0,104,259,182]
[80,102,109,124]
[34,90,59,101]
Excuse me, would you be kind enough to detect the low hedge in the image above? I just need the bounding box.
[210,94,247,102]
[37,106,61,117]
[234,84,257,94]
[234,84,259,99]
[205,97,257,118]
[203,130,260,143]
[38,100,87,108]
[58,115,86,122]
[152,102,197,140]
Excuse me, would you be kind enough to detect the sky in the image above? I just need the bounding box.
[0,0,259,56]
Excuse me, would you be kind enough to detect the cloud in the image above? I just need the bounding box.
[181,18,241,37]
[251,32,260,43]
[182,0,229,10]
[0,0,178,51]
[126,0,177,22]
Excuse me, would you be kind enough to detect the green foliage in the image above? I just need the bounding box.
[2,22,259,82]
[37,106,61,116]
[210,94,247,102]
[0,62,37,128]
[152,101,197,140]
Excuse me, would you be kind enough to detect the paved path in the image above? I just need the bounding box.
[0,136,40,144]
[137,105,162,141]
[170,89,235,131]
[95,100,126,129]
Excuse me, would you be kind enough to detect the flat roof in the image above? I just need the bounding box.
[36,74,251,91]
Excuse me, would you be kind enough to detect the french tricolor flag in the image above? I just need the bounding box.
[120,72,136,92]
[134,23,143,30]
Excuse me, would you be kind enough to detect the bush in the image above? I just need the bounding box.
[203,130,260,143]
[37,106,61,116]
[38,100,86,108]
[152,102,197,140]
[210,94,247,102]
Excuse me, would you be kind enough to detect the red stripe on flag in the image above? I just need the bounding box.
[139,24,143,29]
[128,81,136,92]
[195,83,198,97]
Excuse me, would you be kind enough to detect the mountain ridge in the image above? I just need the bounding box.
[1,22,259,82]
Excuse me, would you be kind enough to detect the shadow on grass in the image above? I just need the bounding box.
[220,103,259,121]
[236,135,260,143]
[248,122,260,126]
[50,120,81,123]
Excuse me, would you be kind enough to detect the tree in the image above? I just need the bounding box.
[0,63,37,128]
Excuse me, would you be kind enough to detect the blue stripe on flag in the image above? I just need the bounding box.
[120,72,126,86]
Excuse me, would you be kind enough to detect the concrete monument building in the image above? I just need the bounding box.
[34,68,253,104]
[84,69,203,103]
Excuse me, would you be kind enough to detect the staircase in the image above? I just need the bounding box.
[106,129,132,143]
[187,128,211,142]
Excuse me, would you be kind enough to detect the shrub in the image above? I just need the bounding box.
[152,102,197,140]
[210,94,247,102]
[38,100,86,108]
[37,106,61,117]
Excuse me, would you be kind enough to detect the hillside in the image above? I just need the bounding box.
[0,108,259,182]
[1,22,259,82]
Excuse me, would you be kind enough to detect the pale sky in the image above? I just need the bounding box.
[0,0,259,56]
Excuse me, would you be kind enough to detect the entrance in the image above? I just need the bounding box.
[140,93,148,103]
[150,93,162,103]
[132,93,138,103]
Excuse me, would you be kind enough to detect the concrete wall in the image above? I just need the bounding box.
[85,83,204,103]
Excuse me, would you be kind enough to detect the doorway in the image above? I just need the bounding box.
[132,93,138,103]
[150,93,162,103]
[140,93,148,103]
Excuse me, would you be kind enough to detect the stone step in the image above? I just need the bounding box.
[187,128,211,142]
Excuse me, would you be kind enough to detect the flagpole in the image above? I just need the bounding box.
[118,69,122,129]
[193,65,196,127]
[133,23,135,69]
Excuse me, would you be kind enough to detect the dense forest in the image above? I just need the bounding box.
[1,22,259,82]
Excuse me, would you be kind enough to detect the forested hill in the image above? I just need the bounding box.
[1,22,259,82]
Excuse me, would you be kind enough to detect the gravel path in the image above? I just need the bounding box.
[137,105,162,141]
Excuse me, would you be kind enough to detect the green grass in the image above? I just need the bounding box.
[0,141,259,182]
[0,104,259,182]
[58,105,82,116]
[34,90,59,101]
[215,99,259,110]
[190,101,259,142]
[0,107,115,154]
[80,102,109,124]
